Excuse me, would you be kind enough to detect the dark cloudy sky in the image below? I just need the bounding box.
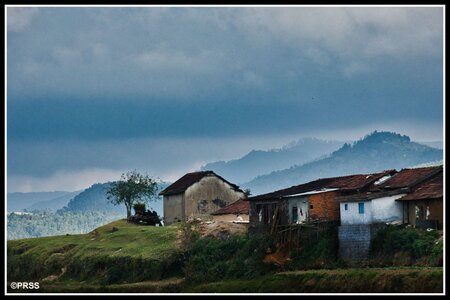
[7,6,444,192]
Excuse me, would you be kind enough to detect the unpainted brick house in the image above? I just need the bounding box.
[159,171,246,225]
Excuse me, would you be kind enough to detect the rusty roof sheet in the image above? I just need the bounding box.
[211,199,249,215]
[380,166,443,189]
[398,171,443,201]
[159,171,243,196]
[249,170,396,201]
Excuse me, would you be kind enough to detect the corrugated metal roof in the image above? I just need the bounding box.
[211,199,249,215]
[159,171,243,196]
[282,188,339,198]
[380,166,442,189]
[397,171,443,201]
[248,170,396,201]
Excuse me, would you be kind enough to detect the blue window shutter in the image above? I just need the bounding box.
[358,203,365,214]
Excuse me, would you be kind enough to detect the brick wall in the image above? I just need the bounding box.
[309,191,340,221]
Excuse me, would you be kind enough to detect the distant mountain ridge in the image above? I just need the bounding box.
[59,181,170,218]
[7,191,81,212]
[202,137,345,184]
[242,131,443,195]
[27,191,82,212]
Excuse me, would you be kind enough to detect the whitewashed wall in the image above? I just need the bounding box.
[287,196,309,223]
[340,194,406,225]
[371,194,406,223]
[340,201,372,225]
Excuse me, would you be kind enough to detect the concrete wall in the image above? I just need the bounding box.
[338,223,386,266]
[212,213,249,223]
[184,175,246,221]
[163,194,184,225]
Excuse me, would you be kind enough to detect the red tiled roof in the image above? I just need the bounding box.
[249,170,396,201]
[398,171,443,201]
[159,171,243,196]
[211,199,249,215]
[380,166,443,189]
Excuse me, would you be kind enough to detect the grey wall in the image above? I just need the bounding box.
[338,223,386,266]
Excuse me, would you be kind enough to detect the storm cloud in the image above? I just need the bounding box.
[6,6,444,192]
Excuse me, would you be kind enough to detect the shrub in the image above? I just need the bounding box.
[369,225,441,265]
[133,203,146,215]
[286,226,342,270]
[183,234,276,283]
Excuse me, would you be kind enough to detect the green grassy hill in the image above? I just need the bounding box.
[7,220,443,293]
[8,220,183,286]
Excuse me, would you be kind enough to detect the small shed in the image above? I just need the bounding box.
[211,199,249,223]
[396,170,443,229]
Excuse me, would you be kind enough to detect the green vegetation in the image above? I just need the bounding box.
[106,170,159,218]
[185,268,443,293]
[183,233,276,284]
[7,210,124,240]
[286,226,343,270]
[369,226,443,267]
[7,220,443,293]
[8,220,183,285]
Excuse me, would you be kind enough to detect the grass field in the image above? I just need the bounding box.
[7,220,444,293]
[7,219,183,285]
[184,267,444,293]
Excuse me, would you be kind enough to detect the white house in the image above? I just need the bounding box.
[338,192,407,225]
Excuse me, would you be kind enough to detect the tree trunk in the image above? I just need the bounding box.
[126,203,132,219]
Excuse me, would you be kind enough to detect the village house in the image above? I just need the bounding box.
[210,199,249,223]
[159,171,246,225]
[336,165,443,265]
[247,170,396,235]
[337,166,443,227]
[396,170,443,230]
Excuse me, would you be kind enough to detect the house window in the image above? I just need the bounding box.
[310,205,313,209]
[358,203,365,214]
[292,206,298,223]
[344,203,348,211]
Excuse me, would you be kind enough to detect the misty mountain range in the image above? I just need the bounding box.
[7,131,442,215]
[201,138,345,184]
[239,131,443,194]
[7,191,81,212]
